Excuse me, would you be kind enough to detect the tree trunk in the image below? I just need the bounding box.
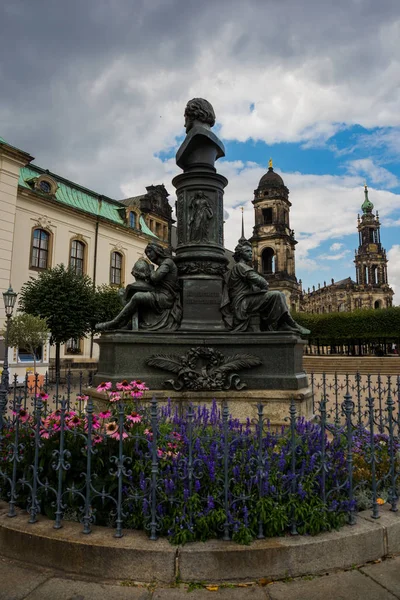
[55,342,61,384]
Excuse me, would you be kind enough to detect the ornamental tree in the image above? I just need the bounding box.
[5,314,49,375]
[19,265,96,376]
[91,284,122,331]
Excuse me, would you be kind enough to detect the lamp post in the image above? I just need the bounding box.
[1,285,17,390]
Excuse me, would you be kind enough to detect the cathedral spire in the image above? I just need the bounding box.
[361,182,374,214]
[238,206,247,243]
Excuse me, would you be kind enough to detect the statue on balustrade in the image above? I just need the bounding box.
[95,243,182,331]
[221,239,309,335]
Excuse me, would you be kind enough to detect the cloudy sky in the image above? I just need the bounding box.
[1,0,400,300]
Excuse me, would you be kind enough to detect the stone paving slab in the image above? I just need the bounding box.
[361,558,400,599]
[152,586,268,599]
[0,557,50,600]
[267,569,398,600]
[24,577,151,600]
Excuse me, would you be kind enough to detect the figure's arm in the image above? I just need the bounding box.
[149,260,170,284]
[245,268,269,290]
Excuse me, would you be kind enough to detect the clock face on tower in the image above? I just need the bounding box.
[39,180,51,193]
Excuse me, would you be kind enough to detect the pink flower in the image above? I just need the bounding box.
[93,434,103,445]
[36,391,49,401]
[76,395,89,402]
[144,428,153,440]
[116,379,132,391]
[126,412,141,424]
[130,388,144,399]
[157,449,164,458]
[105,422,119,436]
[96,382,112,392]
[13,408,30,423]
[99,411,111,419]
[109,392,121,403]
[110,431,128,440]
[130,380,148,391]
[66,415,82,428]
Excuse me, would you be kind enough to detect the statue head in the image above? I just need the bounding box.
[184,98,216,132]
[131,258,152,281]
[145,242,170,263]
[233,240,253,263]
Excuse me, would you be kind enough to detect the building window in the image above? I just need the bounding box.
[65,338,82,354]
[30,229,50,269]
[129,212,136,228]
[262,208,273,224]
[110,251,123,285]
[69,240,85,275]
[17,345,43,363]
[261,247,275,274]
[374,300,381,309]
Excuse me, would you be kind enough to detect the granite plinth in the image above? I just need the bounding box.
[87,386,313,425]
[95,331,307,391]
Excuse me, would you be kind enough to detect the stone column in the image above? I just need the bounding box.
[172,98,228,331]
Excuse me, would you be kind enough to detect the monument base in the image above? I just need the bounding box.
[86,386,313,426]
[95,330,308,391]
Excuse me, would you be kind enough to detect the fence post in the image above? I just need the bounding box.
[187,403,194,531]
[82,397,94,534]
[222,401,230,541]
[289,398,298,535]
[29,395,43,524]
[114,400,126,538]
[367,396,379,519]
[343,389,356,525]
[7,399,21,518]
[256,402,265,539]
[54,399,68,529]
[149,395,159,541]
[386,383,398,513]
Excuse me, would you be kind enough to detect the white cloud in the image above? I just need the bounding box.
[330,242,344,251]
[387,245,400,305]
[318,250,350,261]
[346,158,399,188]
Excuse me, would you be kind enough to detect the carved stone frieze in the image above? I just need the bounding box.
[178,261,227,276]
[147,346,262,391]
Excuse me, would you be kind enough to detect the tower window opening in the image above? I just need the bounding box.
[261,247,275,274]
[364,266,369,284]
[374,300,381,309]
[369,229,374,243]
[262,208,273,225]
[371,265,378,285]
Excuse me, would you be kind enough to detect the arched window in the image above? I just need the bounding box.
[30,228,50,270]
[371,265,378,285]
[110,251,123,285]
[129,212,136,228]
[374,300,381,309]
[69,240,85,275]
[338,303,346,312]
[261,247,275,274]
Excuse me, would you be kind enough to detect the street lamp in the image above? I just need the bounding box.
[1,285,17,390]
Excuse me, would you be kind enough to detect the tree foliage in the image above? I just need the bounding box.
[19,265,96,345]
[6,314,49,373]
[294,307,400,342]
[91,284,122,330]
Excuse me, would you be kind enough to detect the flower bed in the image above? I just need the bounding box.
[0,380,398,544]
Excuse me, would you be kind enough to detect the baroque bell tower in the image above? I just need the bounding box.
[354,184,393,308]
[251,160,300,311]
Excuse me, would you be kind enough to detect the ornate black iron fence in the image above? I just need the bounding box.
[0,372,399,544]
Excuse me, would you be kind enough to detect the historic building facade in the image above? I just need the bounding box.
[300,185,394,313]
[250,160,301,311]
[0,136,172,379]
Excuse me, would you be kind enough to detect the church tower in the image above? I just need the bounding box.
[354,184,393,308]
[251,160,300,311]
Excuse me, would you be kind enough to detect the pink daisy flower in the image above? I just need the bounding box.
[110,431,128,440]
[105,422,119,436]
[13,408,30,423]
[109,392,121,403]
[116,380,132,391]
[99,411,111,419]
[36,391,49,401]
[93,434,103,445]
[126,412,141,424]
[96,381,112,392]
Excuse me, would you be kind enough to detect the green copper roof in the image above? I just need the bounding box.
[18,164,159,239]
[362,185,374,214]
[0,136,7,144]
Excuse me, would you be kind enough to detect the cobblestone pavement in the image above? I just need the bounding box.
[0,553,399,600]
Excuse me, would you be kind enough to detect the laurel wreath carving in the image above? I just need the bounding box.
[146,346,262,391]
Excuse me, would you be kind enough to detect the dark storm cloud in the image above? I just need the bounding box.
[0,0,399,197]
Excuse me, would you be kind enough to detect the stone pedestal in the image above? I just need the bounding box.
[95,331,308,391]
[87,386,313,426]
